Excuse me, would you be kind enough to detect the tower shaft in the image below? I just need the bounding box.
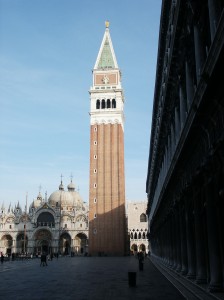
[88,23,126,256]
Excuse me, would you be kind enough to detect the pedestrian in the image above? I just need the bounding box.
[1,252,4,264]
[40,253,48,266]
[138,251,144,271]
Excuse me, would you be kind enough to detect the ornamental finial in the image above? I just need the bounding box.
[105,20,110,28]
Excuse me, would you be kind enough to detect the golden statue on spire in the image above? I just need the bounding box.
[105,20,110,28]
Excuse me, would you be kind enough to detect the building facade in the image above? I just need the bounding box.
[127,202,149,255]
[0,179,88,256]
[146,0,224,293]
[88,22,126,256]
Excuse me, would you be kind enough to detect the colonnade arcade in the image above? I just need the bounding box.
[0,230,88,256]
[150,140,224,292]
[147,0,224,293]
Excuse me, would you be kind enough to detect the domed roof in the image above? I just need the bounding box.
[67,180,75,191]
[32,198,42,209]
[48,190,74,207]
[59,181,64,191]
[29,191,43,212]
[69,190,83,208]
[48,179,84,208]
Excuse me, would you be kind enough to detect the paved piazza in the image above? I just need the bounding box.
[0,256,185,300]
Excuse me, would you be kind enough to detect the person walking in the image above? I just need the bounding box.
[40,253,48,266]
[1,252,4,264]
[138,251,144,271]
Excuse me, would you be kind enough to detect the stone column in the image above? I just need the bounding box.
[185,60,194,108]
[185,196,196,279]
[171,212,177,269]
[12,239,16,254]
[162,225,166,263]
[193,186,207,283]
[165,220,170,265]
[205,178,223,292]
[179,83,188,129]
[179,200,188,275]
[208,0,221,41]
[162,221,167,264]
[174,204,181,272]
[193,21,206,83]
[171,123,175,154]
[175,106,180,142]
[168,135,171,164]
[168,216,173,267]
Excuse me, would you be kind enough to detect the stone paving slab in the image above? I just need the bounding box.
[0,256,186,300]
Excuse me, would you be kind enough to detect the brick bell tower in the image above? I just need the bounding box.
[88,21,126,256]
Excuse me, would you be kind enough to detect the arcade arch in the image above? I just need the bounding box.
[33,229,52,255]
[16,233,28,254]
[59,232,71,255]
[1,234,13,255]
[74,233,88,255]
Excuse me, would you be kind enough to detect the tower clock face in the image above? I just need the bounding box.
[102,75,109,84]
[94,72,118,85]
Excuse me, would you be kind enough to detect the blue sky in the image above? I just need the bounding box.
[0,0,162,210]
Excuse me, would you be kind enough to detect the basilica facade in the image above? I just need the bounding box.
[0,179,89,256]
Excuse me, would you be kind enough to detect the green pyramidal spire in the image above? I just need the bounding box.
[97,37,115,69]
[94,21,118,70]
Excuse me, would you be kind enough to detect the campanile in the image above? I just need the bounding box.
[88,21,126,256]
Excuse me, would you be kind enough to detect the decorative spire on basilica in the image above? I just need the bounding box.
[59,174,64,191]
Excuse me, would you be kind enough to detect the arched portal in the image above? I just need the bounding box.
[1,234,13,255]
[131,244,137,251]
[139,244,146,252]
[34,229,52,255]
[74,233,87,255]
[16,233,28,254]
[131,244,138,255]
[59,232,71,255]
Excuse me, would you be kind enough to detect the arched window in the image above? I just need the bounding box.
[112,99,116,108]
[142,232,146,239]
[130,233,133,239]
[107,99,111,108]
[134,232,137,239]
[96,100,100,109]
[37,212,55,227]
[101,99,106,109]
[138,232,141,239]
[140,213,147,222]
